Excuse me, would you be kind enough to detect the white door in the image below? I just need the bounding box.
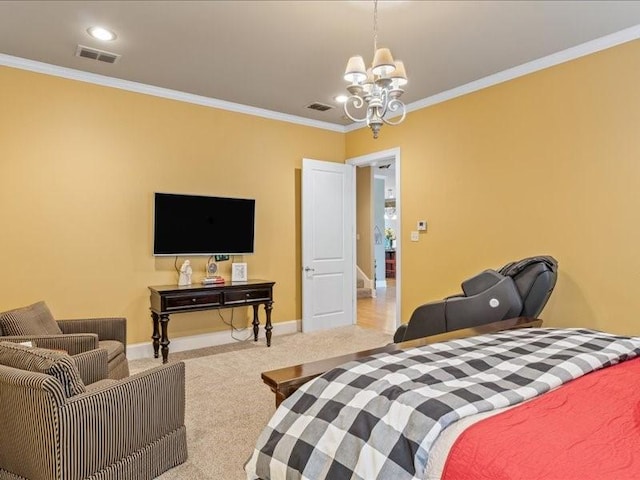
[302,158,355,332]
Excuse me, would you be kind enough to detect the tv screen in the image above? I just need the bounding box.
[153,192,255,256]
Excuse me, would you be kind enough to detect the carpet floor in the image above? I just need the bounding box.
[129,325,392,480]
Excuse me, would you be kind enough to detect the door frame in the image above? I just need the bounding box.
[347,147,401,331]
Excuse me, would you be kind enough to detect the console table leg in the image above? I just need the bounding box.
[252,305,260,341]
[265,302,273,347]
[151,312,160,359]
[159,314,170,364]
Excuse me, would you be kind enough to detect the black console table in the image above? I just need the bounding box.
[148,279,275,363]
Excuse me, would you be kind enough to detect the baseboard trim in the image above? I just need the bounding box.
[127,319,300,360]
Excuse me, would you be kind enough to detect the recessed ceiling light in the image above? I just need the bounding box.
[87,26,117,41]
[334,95,348,103]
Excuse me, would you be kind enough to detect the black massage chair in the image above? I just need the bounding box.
[393,255,558,343]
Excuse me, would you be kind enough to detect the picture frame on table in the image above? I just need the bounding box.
[232,262,248,282]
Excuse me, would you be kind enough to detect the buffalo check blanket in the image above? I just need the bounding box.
[245,328,640,480]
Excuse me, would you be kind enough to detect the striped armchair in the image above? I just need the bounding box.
[0,342,187,480]
[0,301,129,379]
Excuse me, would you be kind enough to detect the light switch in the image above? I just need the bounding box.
[417,220,427,231]
[410,231,419,241]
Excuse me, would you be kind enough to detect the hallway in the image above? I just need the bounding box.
[356,279,396,335]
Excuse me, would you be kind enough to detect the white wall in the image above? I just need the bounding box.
[374,177,386,285]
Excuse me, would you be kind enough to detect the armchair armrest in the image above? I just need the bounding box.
[0,334,99,355]
[61,362,185,476]
[0,365,67,479]
[57,317,127,346]
[72,348,108,385]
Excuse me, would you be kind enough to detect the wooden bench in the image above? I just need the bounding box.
[261,317,542,407]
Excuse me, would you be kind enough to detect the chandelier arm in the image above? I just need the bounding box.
[381,99,406,126]
[343,96,368,123]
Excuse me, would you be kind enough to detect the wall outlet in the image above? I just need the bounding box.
[417,220,427,231]
[410,231,419,241]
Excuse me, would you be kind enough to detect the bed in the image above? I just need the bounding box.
[245,319,640,480]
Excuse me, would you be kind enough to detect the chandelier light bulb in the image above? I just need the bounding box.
[344,56,367,83]
[391,61,408,86]
[371,48,395,76]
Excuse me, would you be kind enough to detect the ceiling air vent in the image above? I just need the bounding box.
[306,102,333,112]
[75,45,120,64]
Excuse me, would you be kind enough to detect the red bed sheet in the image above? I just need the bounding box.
[442,357,640,480]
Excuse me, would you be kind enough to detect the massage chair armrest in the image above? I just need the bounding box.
[460,269,504,296]
[446,276,523,331]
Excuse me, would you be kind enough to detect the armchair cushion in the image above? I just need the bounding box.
[0,301,62,336]
[0,341,86,397]
[100,339,125,362]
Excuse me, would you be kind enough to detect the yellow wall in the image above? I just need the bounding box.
[0,66,345,344]
[3,38,640,345]
[346,39,640,336]
[356,166,373,278]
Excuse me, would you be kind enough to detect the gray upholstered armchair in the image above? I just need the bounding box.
[0,341,187,480]
[0,301,129,379]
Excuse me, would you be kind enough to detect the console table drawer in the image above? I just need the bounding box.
[224,289,272,305]
[165,292,222,310]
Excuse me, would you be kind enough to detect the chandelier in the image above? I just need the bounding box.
[342,0,407,139]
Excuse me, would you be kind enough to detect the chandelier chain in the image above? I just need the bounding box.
[373,0,378,52]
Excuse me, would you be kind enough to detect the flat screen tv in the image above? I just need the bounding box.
[153,192,255,256]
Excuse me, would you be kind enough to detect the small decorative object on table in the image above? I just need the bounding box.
[232,262,247,282]
[385,227,396,249]
[178,260,192,286]
[205,259,218,277]
[202,259,224,284]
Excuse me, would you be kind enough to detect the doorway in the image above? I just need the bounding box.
[347,148,401,335]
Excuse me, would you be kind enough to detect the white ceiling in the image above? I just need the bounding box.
[1,1,640,127]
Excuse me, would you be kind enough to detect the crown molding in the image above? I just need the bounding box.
[0,53,346,133]
[345,24,640,133]
[3,23,640,136]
